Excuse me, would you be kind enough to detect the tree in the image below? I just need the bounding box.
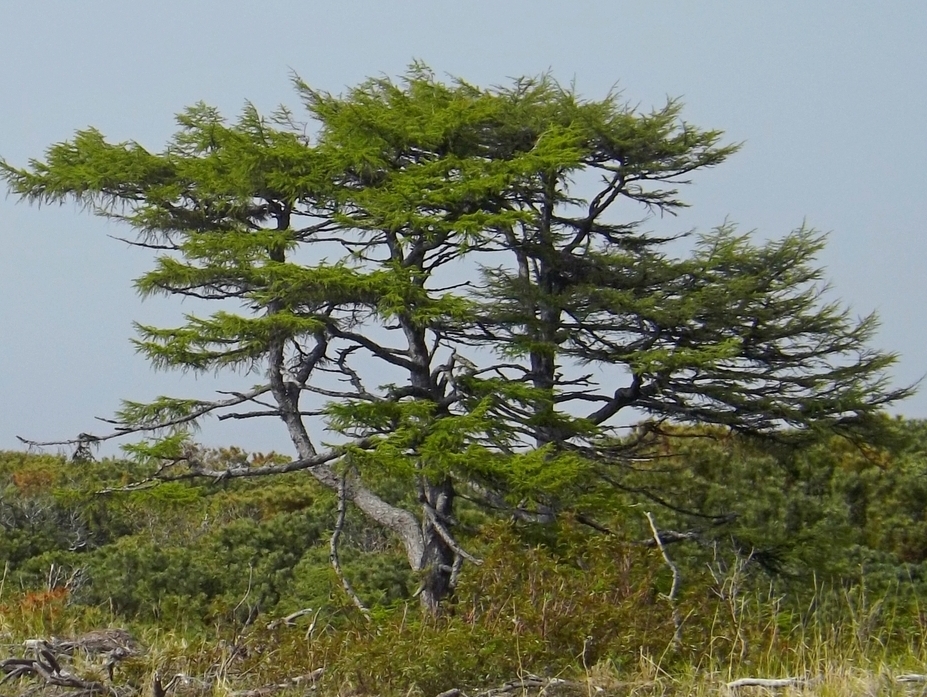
[1,65,911,612]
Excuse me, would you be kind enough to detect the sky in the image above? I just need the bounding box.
[1,2,926,456]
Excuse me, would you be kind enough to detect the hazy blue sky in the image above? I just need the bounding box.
[2,2,925,455]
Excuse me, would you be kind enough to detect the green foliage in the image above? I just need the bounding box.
[1,64,903,449]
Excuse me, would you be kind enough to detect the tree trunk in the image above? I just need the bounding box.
[419,477,456,613]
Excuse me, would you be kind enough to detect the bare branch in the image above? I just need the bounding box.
[645,511,682,649]
[96,438,374,494]
[217,409,325,421]
[330,471,371,618]
[18,386,272,447]
[422,502,482,566]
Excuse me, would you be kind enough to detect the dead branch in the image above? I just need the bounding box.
[0,657,37,684]
[31,658,111,694]
[422,503,482,566]
[897,674,927,683]
[95,437,375,494]
[152,673,174,697]
[266,607,318,630]
[330,471,371,619]
[460,481,555,524]
[229,669,324,697]
[474,675,577,697]
[1,644,115,697]
[645,511,683,649]
[726,676,815,689]
[1,629,141,696]
[640,529,702,546]
[153,673,206,697]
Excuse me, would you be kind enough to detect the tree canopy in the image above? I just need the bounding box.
[1,65,911,610]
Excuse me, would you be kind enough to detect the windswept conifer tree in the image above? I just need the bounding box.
[1,65,910,611]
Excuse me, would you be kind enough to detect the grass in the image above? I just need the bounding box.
[3,539,927,697]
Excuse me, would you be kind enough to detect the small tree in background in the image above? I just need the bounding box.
[1,65,911,612]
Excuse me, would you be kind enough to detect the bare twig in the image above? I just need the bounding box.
[95,438,375,494]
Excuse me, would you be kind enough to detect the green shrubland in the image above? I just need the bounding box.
[3,421,927,695]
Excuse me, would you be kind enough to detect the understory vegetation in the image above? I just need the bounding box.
[5,418,927,696]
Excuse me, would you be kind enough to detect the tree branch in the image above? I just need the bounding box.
[330,471,371,618]
[645,511,682,649]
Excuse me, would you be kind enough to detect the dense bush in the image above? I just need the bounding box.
[0,450,412,625]
[598,420,927,592]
